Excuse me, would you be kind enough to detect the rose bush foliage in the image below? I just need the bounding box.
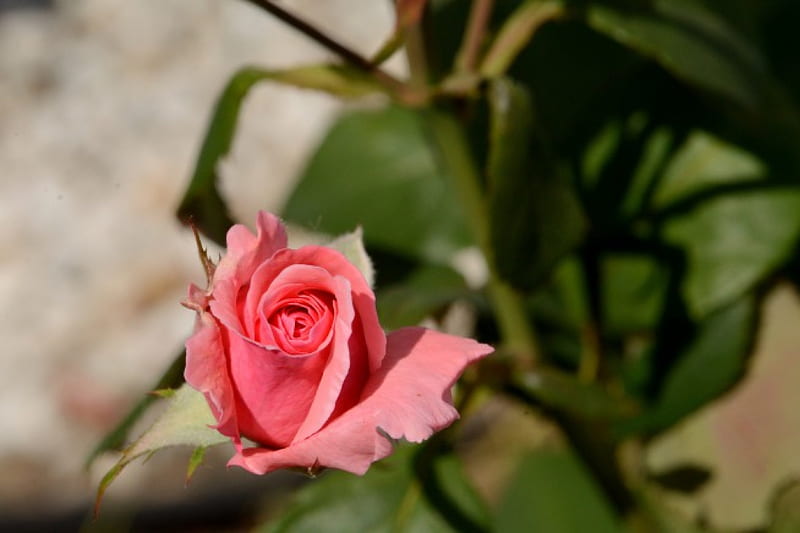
[182,211,493,475]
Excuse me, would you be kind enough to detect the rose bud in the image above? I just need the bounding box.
[182,211,493,475]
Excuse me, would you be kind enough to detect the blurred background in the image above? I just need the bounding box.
[4,0,800,531]
[0,0,403,529]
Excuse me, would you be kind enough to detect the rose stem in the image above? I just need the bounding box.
[239,0,406,94]
[454,0,495,74]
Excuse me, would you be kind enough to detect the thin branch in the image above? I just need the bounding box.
[456,0,494,73]
[241,0,404,91]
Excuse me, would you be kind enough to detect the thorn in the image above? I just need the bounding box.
[190,220,216,285]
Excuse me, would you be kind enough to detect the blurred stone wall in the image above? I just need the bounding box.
[0,0,400,519]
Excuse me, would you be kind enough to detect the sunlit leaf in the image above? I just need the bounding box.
[86,349,186,468]
[326,227,374,288]
[283,105,471,263]
[653,131,766,209]
[95,384,228,514]
[663,189,800,317]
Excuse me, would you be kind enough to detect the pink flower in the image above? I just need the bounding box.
[183,212,493,475]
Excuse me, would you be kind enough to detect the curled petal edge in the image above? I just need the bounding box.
[227,327,493,475]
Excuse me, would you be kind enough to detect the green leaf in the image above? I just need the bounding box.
[86,349,186,468]
[512,368,638,421]
[177,65,385,245]
[186,446,208,485]
[663,188,800,318]
[530,257,589,369]
[486,78,586,289]
[283,105,471,263]
[494,448,622,533]
[653,130,766,209]
[602,254,669,335]
[95,384,228,514]
[377,264,472,330]
[260,445,487,533]
[620,295,756,435]
[586,0,768,112]
[325,227,375,288]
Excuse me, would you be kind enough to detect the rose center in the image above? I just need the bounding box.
[280,305,311,337]
[266,289,334,355]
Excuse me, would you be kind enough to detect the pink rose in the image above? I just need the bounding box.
[183,212,493,475]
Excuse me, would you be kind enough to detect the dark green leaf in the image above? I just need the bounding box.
[494,448,622,533]
[283,105,471,263]
[663,188,800,318]
[530,258,589,369]
[586,0,768,112]
[178,65,385,245]
[512,368,638,421]
[486,78,586,289]
[602,254,669,335]
[260,445,486,533]
[620,295,756,434]
[377,264,472,330]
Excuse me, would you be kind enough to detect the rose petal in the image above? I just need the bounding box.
[244,246,386,372]
[183,283,208,311]
[209,278,246,337]
[228,331,329,448]
[228,327,493,475]
[213,211,287,290]
[228,266,357,446]
[291,274,356,443]
[184,310,239,439]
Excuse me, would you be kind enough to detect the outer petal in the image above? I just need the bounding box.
[228,330,328,448]
[228,327,493,475]
[184,310,239,439]
[213,211,288,289]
